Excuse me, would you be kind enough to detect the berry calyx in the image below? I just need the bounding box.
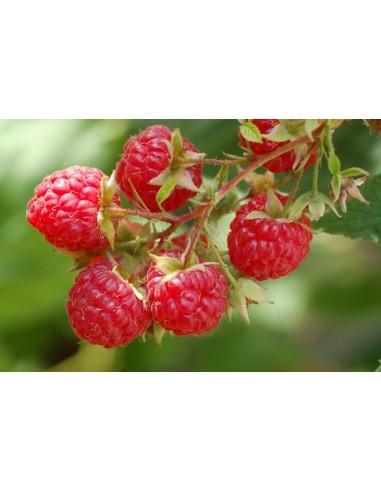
[145,251,228,336]
[66,258,152,348]
[26,165,121,251]
[115,125,202,212]
[238,119,317,173]
[228,193,313,280]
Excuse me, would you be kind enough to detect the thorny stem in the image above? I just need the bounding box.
[183,205,213,268]
[203,225,238,287]
[176,156,250,166]
[106,207,178,224]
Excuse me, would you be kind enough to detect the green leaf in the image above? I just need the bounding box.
[328,153,341,174]
[239,122,262,143]
[317,173,381,244]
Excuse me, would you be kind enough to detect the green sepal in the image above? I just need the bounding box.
[171,128,183,157]
[228,288,249,323]
[99,172,117,207]
[156,176,179,204]
[287,192,312,221]
[245,211,271,221]
[264,123,292,142]
[151,168,200,205]
[340,167,369,178]
[318,192,341,218]
[239,121,262,143]
[116,220,137,242]
[149,253,182,275]
[308,195,326,221]
[330,174,341,201]
[153,323,166,346]
[328,153,341,174]
[266,188,284,218]
[304,119,320,140]
[237,278,272,304]
[97,214,115,249]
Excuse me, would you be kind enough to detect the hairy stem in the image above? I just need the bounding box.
[183,205,213,268]
[203,225,237,287]
[176,156,250,166]
[105,207,178,224]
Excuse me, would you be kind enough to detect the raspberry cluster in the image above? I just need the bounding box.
[27,121,318,349]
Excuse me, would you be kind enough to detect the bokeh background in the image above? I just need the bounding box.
[1,119,381,372]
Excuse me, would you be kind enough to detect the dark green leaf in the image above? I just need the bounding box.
[317,173,381,244]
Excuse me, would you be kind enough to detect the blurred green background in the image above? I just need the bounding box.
[1,119,381,372]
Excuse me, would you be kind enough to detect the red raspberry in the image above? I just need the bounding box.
[238,119,316,173]
[228,194,313,280]
[146,251,228,336]
[116,125,202,212]
[66,258,152,348]
[26,166,120,251]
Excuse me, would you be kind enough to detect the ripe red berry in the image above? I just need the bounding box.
[26,165,121,251]
[66,258,152,348]
[228,194,313,280]
[146,251,228,336]
[238,119,317,173]
[116,125,202,212]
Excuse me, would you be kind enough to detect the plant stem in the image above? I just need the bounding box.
[105,207,177,224]
[312,155,320,196]
[203,225,237,287]
[176,156,250,166]
[283,142,318,215]
[183,205,213,268]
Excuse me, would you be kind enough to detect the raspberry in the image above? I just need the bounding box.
[26,165,120,251]
[116,125,202,212]
[238,119,317,173]
[228,194,313,280]
[146,251,228,336]
[66,258,152,348]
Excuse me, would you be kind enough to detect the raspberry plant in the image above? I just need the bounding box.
[26,120,379,352]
